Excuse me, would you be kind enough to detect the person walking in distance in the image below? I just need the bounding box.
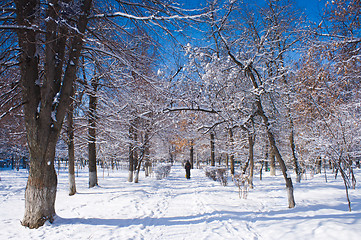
[185,160,191,179]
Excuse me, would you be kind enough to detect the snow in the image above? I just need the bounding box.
[51,111,57,122]
[1,164,361,239]
[53,92,60,105]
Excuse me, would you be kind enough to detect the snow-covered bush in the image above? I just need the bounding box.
[155,163,172,180]
[204,166,228,186]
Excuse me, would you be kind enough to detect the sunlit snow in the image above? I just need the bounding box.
[1,163,361,239]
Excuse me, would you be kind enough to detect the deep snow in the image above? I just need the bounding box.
[1,163,361,240]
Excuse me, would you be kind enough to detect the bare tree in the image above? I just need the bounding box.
[0,0,93,228]
[295,0,361,211]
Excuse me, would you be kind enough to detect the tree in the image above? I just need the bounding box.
[88,76,99,187]
[210,131,215,166]
[179,0,299,207]
[6,0,93,228]
[295,0,361,210]
[66,85,76,195]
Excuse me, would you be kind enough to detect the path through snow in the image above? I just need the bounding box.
[1,163,361,239]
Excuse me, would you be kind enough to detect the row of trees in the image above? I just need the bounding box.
[0,0,360,228]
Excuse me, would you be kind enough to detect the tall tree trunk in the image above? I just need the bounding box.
[67,87,76,195]
[290,118,301,183]
[223,34,295,208]
[132,125,138,176]
[248,134,255,189]
[279,41,301,183]
[229,128,235,175]
[190,140,194,169]
[134,131,149,183]
[144,132,151,177]
[257,101,295,208]
[210,132,215,166]
[134,150,144,183]
[128,125,134,182]
[14,0,93,228]
[88,79,98,188]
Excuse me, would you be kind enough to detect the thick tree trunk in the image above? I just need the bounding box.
[14,0,93,228]
[22,148,57,229]
[67,92,76,195]
[210,132,215,166]
[88,80,98,188]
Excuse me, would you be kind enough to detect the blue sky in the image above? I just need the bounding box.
[179,0,327,22]
[295,0,327,21]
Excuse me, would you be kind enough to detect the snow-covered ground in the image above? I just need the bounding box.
[1,163,361,240]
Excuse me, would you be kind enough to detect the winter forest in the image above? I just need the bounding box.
[0,0,361,239]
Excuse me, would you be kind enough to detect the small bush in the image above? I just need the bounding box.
[204,166,228,186]
[155,163,172,180]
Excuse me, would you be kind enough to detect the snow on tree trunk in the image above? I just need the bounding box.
[134,171,139,183]
[88,79,98,188]
[128,171,134,183]
[68,173,76,196]
[67,89,76,195]
[22,150,57,229]
[260,106,296,208]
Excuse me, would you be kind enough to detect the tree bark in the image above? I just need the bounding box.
[210,132,215,166]
[290,119,301,183]
[134,131,149,183]
[133,128,138,176]
[144,132,151,177]
[128,125,134,182]
[67,87,76,195]
[88,79,98,188]
[248,134,255,189]
[22,146,57,229]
